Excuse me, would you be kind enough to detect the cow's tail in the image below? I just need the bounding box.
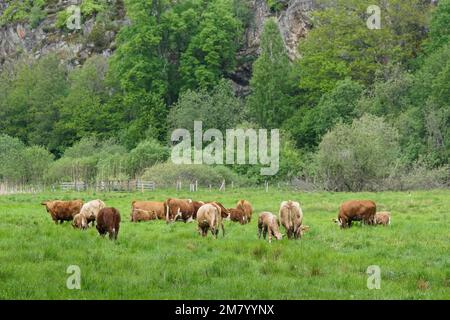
[165,200,170,223]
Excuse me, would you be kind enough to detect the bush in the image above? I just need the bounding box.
[315,114,400,191]
[142,163,249,188]
[127,139,169,178]
[383,160,450,191]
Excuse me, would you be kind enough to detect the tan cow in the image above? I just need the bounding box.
[335,200,376,228]
[130,208,158,222]
[164,198,196,223]
[132,201,165,220]
[236,200,253,223]
[258,212,282,243]
[279,200,304,239]
[72,213,88,230]
[79,199,106,226]
[375,211,391,226]
[205,201,229,219]
[41,200,83,224]
[196,203,225,238]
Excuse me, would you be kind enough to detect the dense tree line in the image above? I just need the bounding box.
[0,0,448,190]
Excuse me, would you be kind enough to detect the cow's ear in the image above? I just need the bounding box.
[41,201,47,206]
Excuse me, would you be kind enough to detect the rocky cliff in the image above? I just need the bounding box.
[0,0,312,93]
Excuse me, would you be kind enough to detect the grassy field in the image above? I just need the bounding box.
[0,188,448,299]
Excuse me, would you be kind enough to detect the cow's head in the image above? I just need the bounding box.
[41,201,50,212]
[333,218,343,227]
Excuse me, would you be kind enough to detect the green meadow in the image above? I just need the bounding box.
[0,188,448,299]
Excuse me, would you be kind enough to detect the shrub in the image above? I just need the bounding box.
[315,114,400,191]
[141,163,249,188]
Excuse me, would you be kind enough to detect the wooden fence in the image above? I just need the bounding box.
[59,180,156,192]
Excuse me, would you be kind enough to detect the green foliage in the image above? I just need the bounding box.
[80,0,107,17]
[296,0,432,105]
[423,0,450,54]
[0,0,48,27]
[127,139,170,178]
[315,114,400,191]
[0,134,53,184]
[55,9,71,30]
[246,19,295,128]
[180,0,243,90]
[168,79,244,135]
[266,0,287,13]
[0,55,68,154]
[142,162,249,187]
[287,79,364,149]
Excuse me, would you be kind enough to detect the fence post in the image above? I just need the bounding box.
[219,180,225,192]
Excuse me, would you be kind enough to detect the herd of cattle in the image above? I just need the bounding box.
[40,198,391,242]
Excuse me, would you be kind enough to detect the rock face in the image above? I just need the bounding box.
[0,0,126,69]
[0,0,311,94]
[232,0,312,95]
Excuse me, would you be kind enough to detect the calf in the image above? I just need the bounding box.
[227,208,247,224]
[236,200,253,223]
[279,200,304,239]
[196,203,225,239]
[375,211,391,226]
[72,213,88,230]
[132,201,165,220]
[258,212,282,243]
[335,200,376,228]
[130,208,157,222]
[79,199,106,227]
[41,200,83,224]
[96,207,121,240]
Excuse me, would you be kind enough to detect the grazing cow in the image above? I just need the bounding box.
[279,200,304,239]
[72,213,88,230]
[130,208,158,222]
[375,212,391,226]
[258,212,282,243]
[196,203,225,239]
[41,200,84,224]
[79,199,106,226]
[132,201,166,220]
[191,201,205,219]
[227,208,247,224]
[236,200,253,222]
[206,201,229,219]
[335,200,376,228]
[96,207,121,240]
[164,198,197,223]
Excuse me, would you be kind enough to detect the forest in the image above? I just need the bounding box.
[0,0,448,190]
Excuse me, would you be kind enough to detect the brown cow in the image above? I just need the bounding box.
[41,200,84,224]
[132,201,165,220]
[196,203,225,238]
[279,200,304,239]
[72,213,88,230]
[335,200,376,228]
[164,198,196,223]
[227,208,247,224]
[258,212,282,243]
[130,208,158,222]
[236,200,253,223]
[96,207,121,240]
[375,212,391,226]
[191,201,205,219]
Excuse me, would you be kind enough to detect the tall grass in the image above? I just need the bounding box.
[0,188,448,299]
